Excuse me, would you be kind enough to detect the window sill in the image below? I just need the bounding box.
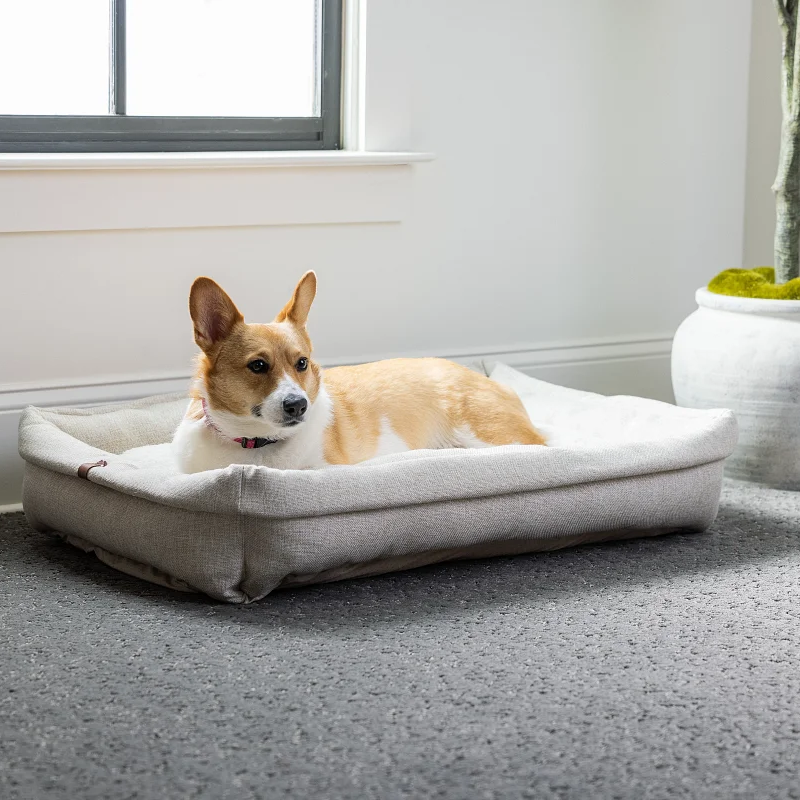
[0,150,435,171]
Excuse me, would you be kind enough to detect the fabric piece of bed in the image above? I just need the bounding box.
[18,364,738,603]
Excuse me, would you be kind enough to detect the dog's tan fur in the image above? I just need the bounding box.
[322,359,544,464]
[174,273,545,473]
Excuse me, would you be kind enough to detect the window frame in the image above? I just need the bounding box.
[0,0,342,153]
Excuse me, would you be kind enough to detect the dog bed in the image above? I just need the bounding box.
[18,363,737,603]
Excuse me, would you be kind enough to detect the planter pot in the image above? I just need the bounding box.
[672,288,800,490]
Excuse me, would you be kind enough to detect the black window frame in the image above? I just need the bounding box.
[0,0,342,153]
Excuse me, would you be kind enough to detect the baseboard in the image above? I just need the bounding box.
[0,333,674,506]
[0,373,192,413]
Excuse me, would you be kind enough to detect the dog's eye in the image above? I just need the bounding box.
[296,357,309,372]
[247,359,268,374]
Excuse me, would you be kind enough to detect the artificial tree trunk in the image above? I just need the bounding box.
[774,0,800,283]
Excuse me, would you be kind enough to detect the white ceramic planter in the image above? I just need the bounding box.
[672,288,800,489]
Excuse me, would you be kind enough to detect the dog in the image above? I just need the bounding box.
[172,272,546,473]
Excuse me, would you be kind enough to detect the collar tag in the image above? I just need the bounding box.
[236,436,273,449]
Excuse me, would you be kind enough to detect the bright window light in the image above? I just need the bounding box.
[126,0,318,118]
[0,0,339,151]
[0,0,111,115]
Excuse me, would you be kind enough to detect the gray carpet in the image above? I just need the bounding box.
[2,482,800,800]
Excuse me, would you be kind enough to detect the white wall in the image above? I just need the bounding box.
[0,0,754,506]
[744,0,782,268]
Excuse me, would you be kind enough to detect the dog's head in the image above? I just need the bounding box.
[189,272,321,440]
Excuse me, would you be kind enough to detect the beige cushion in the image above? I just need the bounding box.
[18,364,737,603]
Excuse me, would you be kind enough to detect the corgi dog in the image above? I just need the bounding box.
[172,272,546,474]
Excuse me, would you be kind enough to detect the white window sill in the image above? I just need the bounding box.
[0,150,435,171]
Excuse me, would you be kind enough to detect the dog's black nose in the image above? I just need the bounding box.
[283,395,308,418]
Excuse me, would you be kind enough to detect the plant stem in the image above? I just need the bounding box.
[773,0,800,282]
[774,122,800,283]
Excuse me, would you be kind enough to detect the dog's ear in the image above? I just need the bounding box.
[275,271,317,328]
[189,277,243,351]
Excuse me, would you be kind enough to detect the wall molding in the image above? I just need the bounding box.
[0,333,673,411]
[0,373,193,414]
[0,333,675,507]
[0,162,417,234]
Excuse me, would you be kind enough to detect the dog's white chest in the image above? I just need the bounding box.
[173,388,333,473]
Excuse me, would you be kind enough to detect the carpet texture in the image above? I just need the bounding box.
[2,481,800,800]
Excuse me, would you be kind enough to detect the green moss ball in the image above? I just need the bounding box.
[708,267,800,299]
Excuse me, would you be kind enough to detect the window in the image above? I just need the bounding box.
[0,0,342,152]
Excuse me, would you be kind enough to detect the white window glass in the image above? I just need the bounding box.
[0,0,111,115]
[126,0,318,118]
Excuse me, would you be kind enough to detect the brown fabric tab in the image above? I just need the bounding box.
[77,459,108,480]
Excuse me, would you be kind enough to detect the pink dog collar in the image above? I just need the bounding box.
[201,398,278,449]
